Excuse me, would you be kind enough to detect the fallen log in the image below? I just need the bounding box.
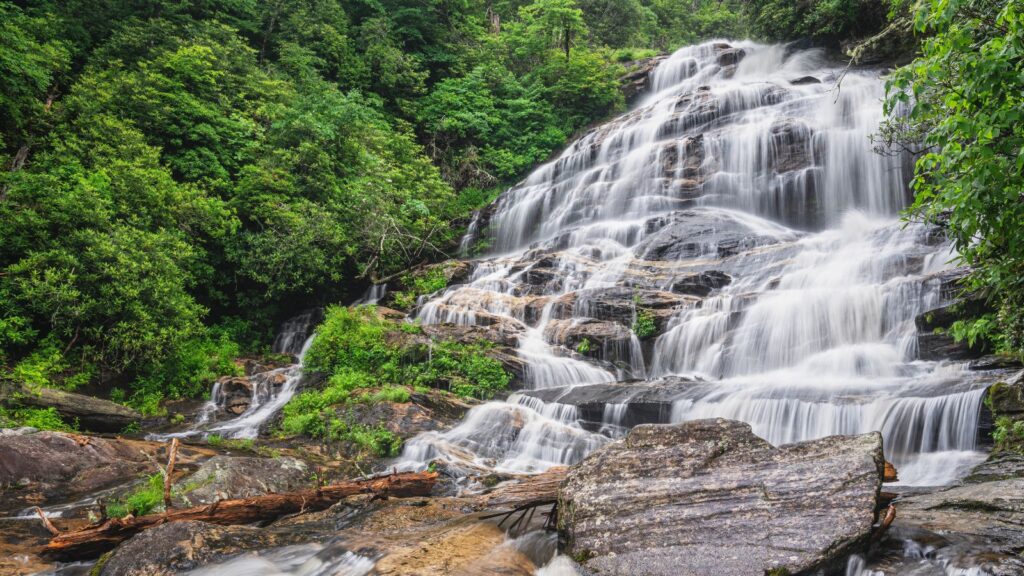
[43,470,438,560]
[0,379,140,432]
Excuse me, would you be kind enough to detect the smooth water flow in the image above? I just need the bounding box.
[400,41,989,486]
[149,317,317,441]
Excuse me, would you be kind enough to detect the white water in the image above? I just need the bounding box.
[399,41,989,487]
[149,323,315,441]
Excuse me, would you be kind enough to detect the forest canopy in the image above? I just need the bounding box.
[2,0,1020,415]
[0,0,749,408]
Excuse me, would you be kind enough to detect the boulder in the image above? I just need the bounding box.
[98,521,286,576]
[558,419,884,576]
[544,319,636,364]
[524,377,698,428]
[770,118,814,174]
[0,431,151,511]
[669,270,731,297]
[790,75,821,85]
[636,209,785,261]
[174,456,309,507]
[215,376,254,416]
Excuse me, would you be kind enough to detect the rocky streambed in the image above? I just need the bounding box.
[4,385,1024,576]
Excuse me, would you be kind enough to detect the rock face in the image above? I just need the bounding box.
[0,431,151,510]
[558,419,884,576]
[523,377,699,428]
[98,521,286,576]
[889,476,1024,575]
[174,456,310,507]
[915,299,991,361]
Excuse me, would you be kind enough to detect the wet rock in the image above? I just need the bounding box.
[987,371,1024,417]
[715,45,746,67]
[620,55,668,102]
[559,419,884,576]
[421,320,523,348]
[572,287,687,328]
[770,118,814,174]
[174,456,310,507]
[544,319,635,364]
[0,431,151,511]
[915,299,992,360]
[891,476,1024,574]
[216,376,254,416]
[669,270,732,296]
[523,377,697,427]
[99,521,286,576]
[790,75,821,85]
[637,209,783,261]
[964,452,1024,483]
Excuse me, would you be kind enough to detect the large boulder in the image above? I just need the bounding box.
[174,456,309,507]
[558,419,884,576]
[98,521,287,576]
[0,431,152,512]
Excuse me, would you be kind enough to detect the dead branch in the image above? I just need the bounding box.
[163,438,179,510]
[42,470,438,560]
[35,507,61,536]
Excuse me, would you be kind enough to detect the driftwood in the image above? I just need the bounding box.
[163,438,180,510]
[43,470,438,560]
[0,379,140,432]
[472,466,568,537]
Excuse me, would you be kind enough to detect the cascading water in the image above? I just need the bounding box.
[149,315,317,441]
[400,40,993,486]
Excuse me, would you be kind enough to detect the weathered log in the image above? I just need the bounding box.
[163,438,179,510]
[42,470,438,560]
[0,380,140,432]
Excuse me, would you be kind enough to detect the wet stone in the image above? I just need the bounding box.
[559,419,883,576]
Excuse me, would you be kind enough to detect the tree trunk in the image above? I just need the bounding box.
[43,470,438,560]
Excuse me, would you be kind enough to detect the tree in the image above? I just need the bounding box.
[882,0,1024,353]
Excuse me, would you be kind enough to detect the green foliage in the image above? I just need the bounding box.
[0,406,75,432]
[106,473,164,518]
[576,337,592,354]
[633,309,657,338]
[992,416,1024,453]
[744,0,885,42]
[281,305,510,452]
[883,0,1024,359]
[0,0,755,403]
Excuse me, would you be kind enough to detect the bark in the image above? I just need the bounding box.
[0,380,140,432]
[42,471,438,560]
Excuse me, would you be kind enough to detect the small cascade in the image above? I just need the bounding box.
[354,283,387,305]
[398,394,609,474]
[398,40,991,488]
[271,309,322,356]
[150,317,316,441]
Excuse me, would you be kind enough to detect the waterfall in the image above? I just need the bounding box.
[399,40,989,486]
[149,314,318,441]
